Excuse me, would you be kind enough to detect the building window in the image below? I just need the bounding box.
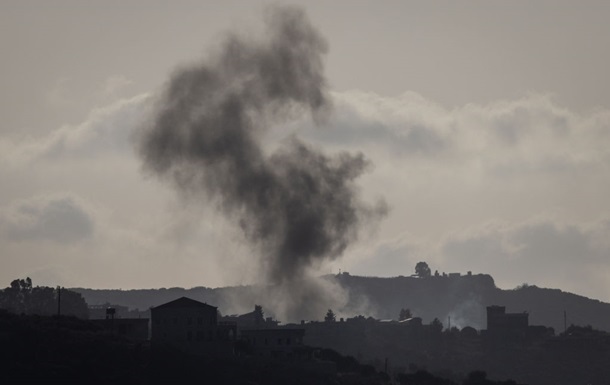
[187,317,192,325]
[286,338,291,345]
[198,317,203,325]
[154,319,160,325]
[197,331,203,341]
[264,338,268,345]
[277,338,282,345]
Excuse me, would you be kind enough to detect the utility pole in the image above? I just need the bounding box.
[448,316,451,330]
[57,286,61,317]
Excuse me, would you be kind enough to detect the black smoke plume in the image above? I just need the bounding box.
[138,6,386,294]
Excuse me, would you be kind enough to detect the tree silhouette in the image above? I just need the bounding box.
[0,278,88,318]
[415,262,431,278]
[430,317,443,334]
[325,309,336,322]
[59,289,89,318]
[399,308,412,321]
[1,278,33,313]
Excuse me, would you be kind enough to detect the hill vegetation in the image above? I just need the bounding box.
[0,278,88,319]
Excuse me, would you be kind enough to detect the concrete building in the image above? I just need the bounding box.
[486,305,529,332]
[485,305,529,341]
[151,297,219,350]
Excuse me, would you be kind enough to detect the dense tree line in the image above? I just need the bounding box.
[0,278,88,319]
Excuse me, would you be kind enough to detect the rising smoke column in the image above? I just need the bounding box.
[138,6,386,289]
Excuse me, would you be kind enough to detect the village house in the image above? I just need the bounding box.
[240,328,306,359]
[486,305,529,331]
[483,305,529,342]
[151,297,227,351]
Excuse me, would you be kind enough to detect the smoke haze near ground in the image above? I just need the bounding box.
[137,5,386,320]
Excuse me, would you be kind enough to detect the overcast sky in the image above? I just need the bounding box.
[2,1,610,302]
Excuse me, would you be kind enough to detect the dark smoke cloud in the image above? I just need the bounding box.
[138,5,386,286]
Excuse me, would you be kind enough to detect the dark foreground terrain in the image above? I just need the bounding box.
[0,310,527,385]
[0,310,389,385]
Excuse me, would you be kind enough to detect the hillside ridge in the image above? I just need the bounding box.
[73,273,610,333]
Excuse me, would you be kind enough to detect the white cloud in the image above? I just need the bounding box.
[0,194,95,243]
[316,90,610,301]
[2,88,610,302]
[439,218,610,300]
[313,91,610,171]
[0,93,151,165]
